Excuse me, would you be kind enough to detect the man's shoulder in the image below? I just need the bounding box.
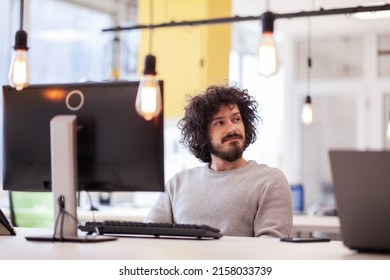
[171,164,207,179]
[247,160,287,178]
[165,164,208,192]
[247,160,278,171]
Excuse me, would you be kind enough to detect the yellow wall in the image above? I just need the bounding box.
[138,0,231,118]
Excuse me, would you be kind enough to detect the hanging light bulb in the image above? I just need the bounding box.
[257,11,279,77]
[301,95,313,125]
[386,112,390,140]
[135,54,162,121]
[301,16,314,126]
[110,36,121,80]
[9,29,30,91]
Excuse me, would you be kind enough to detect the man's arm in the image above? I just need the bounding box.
[143,191,174,223]
[254,171,293,238]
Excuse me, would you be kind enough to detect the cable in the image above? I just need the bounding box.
[306,15,312,96]
[52,195,80,241]
[149,0,153,54]
[19,0,24,30]
[85,191,97,222]
[52,195,65,241]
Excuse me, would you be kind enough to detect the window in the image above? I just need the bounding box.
[0,0,140,210]
[0,0,12,86]
[29,0,114,83]
[0,0,14,208]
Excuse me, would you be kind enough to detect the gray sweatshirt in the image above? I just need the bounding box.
[144,160,293,238]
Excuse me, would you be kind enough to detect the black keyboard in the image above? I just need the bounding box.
[78,221,223,240]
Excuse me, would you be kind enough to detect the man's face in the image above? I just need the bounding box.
[208,103,246,162]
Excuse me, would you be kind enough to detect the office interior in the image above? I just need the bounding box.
[1,0,390,240]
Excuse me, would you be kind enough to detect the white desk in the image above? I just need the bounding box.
[1,227,389,260]
[293,215,340,234]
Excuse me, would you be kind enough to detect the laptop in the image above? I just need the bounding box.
[329,150,390,253]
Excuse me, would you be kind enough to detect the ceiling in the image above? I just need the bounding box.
[232,0,390,38]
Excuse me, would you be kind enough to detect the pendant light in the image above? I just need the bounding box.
[135,54,162,121]
[111,35,121,80]
[257,11,279,77]
[386,112,390,140]
[8,0,30,91]
[301,95,313,125]
[135,0,162,121]
[301,16,313,125]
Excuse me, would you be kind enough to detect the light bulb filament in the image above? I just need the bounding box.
[9,50,30,91]
[257,33,279,77]
[301,103,313,125]
[141,86,157,115]
[135,75,162,121]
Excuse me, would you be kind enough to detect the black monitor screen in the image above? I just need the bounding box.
[2,81,164,193]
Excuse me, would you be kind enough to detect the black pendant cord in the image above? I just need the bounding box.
[20,0,24,30]
[148,0,153,54]
[306,17,312,97]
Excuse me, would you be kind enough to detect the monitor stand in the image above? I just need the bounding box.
[25,115,116,243]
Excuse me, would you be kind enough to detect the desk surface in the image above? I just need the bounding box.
[1,228,389,260]
[292,215,340,234]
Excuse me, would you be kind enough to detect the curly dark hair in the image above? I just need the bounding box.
[178,84,260,163]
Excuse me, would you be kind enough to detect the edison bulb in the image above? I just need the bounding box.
[257,32,279,77]
[135,75,162,121]
[9,49,30,91]
[301,96,313,125]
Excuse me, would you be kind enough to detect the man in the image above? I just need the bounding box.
[144,84,293,238]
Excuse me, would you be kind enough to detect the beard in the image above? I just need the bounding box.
[209,133,245,162]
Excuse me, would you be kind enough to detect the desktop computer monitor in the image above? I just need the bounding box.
[2,81,165,194]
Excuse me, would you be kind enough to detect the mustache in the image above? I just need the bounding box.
[222,132,243,142]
